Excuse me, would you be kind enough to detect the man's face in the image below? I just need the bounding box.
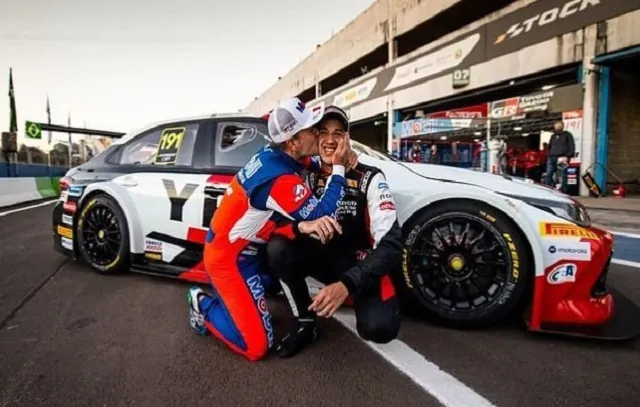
[554,122,564,132]
[292,127,319,156]
[317,118,346,165]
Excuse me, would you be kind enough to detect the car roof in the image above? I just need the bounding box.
[112,112,264,145]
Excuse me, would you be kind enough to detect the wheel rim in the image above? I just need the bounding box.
[80,203,122,267]
[406,212,513,314]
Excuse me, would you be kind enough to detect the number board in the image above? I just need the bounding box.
[154,127,186,165]
[452,68,470,89]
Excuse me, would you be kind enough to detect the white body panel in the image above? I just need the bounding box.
[76,142,596,282]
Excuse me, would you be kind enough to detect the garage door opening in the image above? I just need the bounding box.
[595,47,640,195]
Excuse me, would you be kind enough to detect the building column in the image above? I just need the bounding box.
[579,25,599,197]
[594,66,611,193]
[385,0,397,155]
[386,99,400,154]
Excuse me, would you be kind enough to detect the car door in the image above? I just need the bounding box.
[169,118,269,279]
[201,118,271,227]
[109,119,218,276]
[110,116,269,279]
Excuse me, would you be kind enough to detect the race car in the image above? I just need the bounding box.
[51,112,640,340]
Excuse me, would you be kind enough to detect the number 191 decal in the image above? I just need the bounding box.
[155,127,185,165]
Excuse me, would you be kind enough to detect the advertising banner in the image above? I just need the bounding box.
[489,84,583,120]
[310,0,640,112]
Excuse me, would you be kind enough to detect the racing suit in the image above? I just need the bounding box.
[200,145,346,361]
[267,163,403,343]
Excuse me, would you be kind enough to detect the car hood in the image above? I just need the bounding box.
[350,148,577,205]
[398,162,573,203]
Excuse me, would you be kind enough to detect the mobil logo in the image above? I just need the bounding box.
[247,274,265,299]
[547,263,577,285]
[246,274,274,347]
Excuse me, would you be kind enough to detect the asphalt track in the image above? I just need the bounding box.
[1,203,639,407]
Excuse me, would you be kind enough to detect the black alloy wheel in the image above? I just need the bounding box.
[76,194,130,274]
[399,200,530,328]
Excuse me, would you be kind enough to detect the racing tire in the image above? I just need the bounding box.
[395,199,531,329]
[76,193,131,275]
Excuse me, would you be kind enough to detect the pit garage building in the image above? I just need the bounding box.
[243,0,640,197]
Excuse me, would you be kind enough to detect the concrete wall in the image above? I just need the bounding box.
[245,0,540,117]
[243,0,464,115]
[604,8,640,52]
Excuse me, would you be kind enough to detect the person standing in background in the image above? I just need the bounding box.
[544,121,575,193]
[408,143,422,162]
[427,144,441,164]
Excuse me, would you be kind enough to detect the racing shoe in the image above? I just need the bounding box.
[276,319,318,358]
[187,287,209,336]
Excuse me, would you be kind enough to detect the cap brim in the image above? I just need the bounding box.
[322,111,349,130]
[300,105,325,131]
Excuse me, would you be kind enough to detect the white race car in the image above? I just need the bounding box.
[51,113,640,340]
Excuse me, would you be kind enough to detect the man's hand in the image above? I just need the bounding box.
[331,132,352,167]
[309,282,349,318]
[298,216,342,244]
[346,150,358,171]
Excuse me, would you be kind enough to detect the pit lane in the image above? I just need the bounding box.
[1,204,639,407]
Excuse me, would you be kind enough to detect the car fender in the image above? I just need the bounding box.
[78,179,145,254]
[397,187,546,283]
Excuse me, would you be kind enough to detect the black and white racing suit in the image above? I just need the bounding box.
[267,163,403,343]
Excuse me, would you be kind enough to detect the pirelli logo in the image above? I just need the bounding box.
[539,222,598,240]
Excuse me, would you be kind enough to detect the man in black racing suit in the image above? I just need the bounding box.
[266,105,403,358]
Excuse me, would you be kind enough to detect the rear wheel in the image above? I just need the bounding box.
[397,200,531,329]
[76,194,130,274]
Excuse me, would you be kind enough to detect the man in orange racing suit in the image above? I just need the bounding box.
[186,97,352,362]
[267,105,403,358]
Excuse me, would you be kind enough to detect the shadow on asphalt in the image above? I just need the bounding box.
[62,258,640,353]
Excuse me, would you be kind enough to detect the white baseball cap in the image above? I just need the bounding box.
[267,97,324,143]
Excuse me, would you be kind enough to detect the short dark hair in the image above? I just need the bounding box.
[320,105,350,131]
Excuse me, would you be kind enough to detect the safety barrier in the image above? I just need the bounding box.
[0,162,68,208]
[0,176,62,207]
[0,162,69,178]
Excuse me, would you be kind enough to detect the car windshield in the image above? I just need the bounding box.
[350,140,400,162]
[253,127,399,163]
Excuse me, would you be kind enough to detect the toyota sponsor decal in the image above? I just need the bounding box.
[489,84,583,120]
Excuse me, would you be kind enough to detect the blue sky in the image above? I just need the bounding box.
[1,0,373,147]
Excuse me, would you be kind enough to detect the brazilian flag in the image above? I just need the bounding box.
[9,67,17,133]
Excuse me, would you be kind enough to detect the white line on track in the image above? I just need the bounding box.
[305,278,496,407]
[0,199,58,217]
[612,258,640,269]
[611,231,640,239]
[332,309,497,407]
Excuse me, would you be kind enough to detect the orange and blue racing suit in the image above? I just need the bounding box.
[200,145,346,361]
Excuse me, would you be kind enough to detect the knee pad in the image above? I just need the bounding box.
[356,314,401,344]
[266,236,297,278]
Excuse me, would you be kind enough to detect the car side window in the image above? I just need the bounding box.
[214,121,268,167]
[116,122,200,166]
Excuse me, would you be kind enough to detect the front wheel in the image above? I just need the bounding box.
[397,200,531,329]
[76,194,130,274]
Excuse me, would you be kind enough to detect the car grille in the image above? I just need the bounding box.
[591,253,612,298]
